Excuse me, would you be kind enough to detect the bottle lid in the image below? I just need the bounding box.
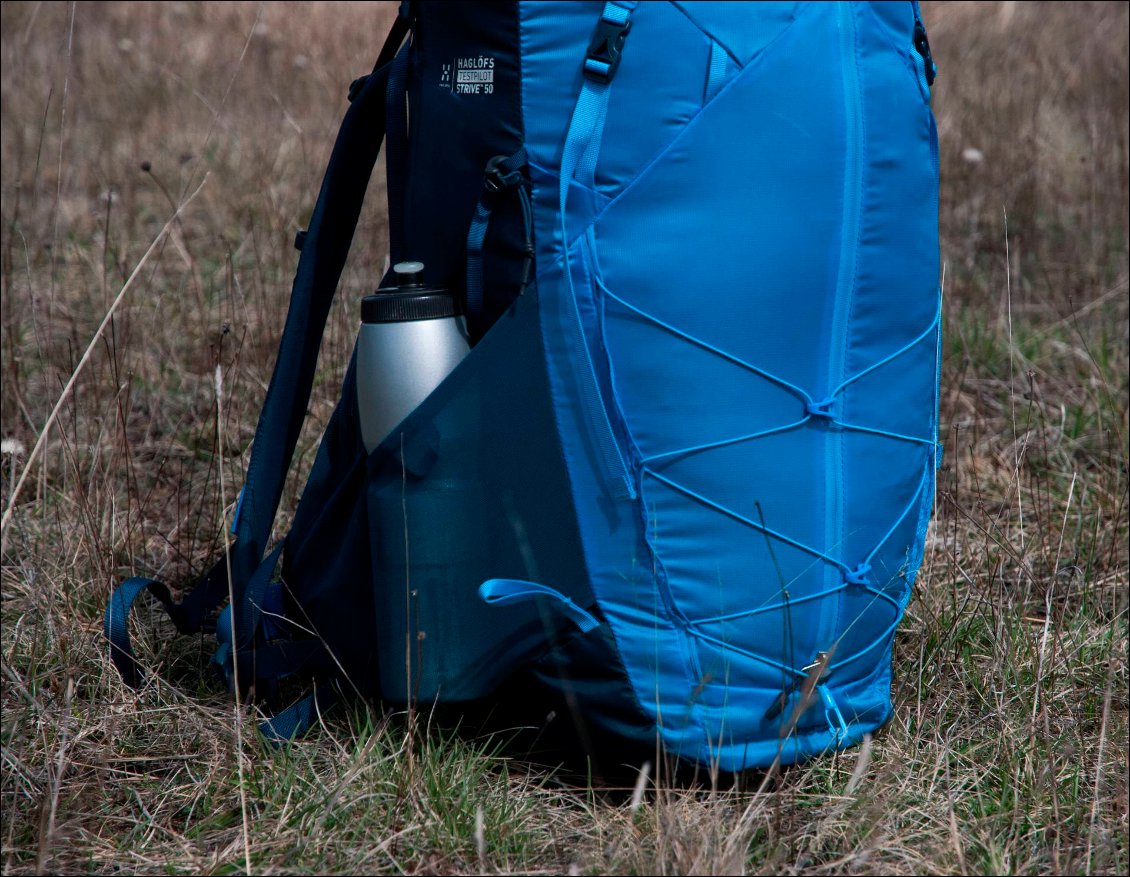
[362,291,462,323]
[364,260,460,323]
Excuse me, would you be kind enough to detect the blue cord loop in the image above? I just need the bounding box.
[819,684,850,742]
[479,579,600,633]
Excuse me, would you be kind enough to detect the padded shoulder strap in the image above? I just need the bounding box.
[105,14,410,688]
[225,19,409,647]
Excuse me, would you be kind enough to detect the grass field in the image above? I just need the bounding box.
[2,2,1127,874]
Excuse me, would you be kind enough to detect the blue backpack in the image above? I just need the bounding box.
[106,0,940,772]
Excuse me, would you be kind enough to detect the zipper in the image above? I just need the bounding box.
[911,0,937,87]
[563,236,637,502]
[554,3,639,504]
[822,3,862,650]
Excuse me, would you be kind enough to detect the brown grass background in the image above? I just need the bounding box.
[1,2,1127,875]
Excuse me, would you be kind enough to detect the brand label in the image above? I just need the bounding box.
[440,56,496,95]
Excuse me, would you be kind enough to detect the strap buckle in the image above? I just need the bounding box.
[584,16,632,84]
[484,154,525,194]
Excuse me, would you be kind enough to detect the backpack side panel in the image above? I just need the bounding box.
[521,0,939,769]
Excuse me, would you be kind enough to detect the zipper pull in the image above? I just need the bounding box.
[913,19,937,86]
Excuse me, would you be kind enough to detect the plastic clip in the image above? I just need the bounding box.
[584,16,632,83]
[484,155,525,194]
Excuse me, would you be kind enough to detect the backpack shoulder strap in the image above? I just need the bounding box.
[105,12,410,690]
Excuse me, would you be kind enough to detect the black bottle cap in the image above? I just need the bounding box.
[361,290,462,323]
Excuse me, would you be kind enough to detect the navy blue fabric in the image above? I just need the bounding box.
[278,350,380,695]
[365,286,592,703]
[401,0,526,329]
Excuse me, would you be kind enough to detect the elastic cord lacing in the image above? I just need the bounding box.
[597,277,939,694]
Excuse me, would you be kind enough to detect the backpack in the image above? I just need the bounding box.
[106,0,941,773]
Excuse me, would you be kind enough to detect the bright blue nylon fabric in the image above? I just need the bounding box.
[551,0,639,503]
[521,1,939,768]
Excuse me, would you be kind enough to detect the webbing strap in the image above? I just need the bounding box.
[234,543,283,649]
[224,48,397,645]
[465,149,531,320]
[556,0,639,502]
[385,40,411,264]
[104,577,183,689]
[259,682,340,745]
[705,40,728,103]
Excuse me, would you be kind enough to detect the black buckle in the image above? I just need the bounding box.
[584,16,631,84]
[484,155,524,194]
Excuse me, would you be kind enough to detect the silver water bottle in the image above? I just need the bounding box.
[356,261,470,453]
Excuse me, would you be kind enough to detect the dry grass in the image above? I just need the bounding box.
[2,1,1127,874]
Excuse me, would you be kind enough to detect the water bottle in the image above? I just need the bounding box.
[356,261,470,453]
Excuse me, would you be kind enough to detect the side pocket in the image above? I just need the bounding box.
[365,286,593,704]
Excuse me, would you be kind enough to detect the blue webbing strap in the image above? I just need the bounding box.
[259,681,341,745]
[704,40,727,104]
[105,15,409,692]
[104,577,182,689]
[556,0,639,502]
[386,40,411,264]
[465,148,531,320]
[106,559,329,692]
[232,543,284,650]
